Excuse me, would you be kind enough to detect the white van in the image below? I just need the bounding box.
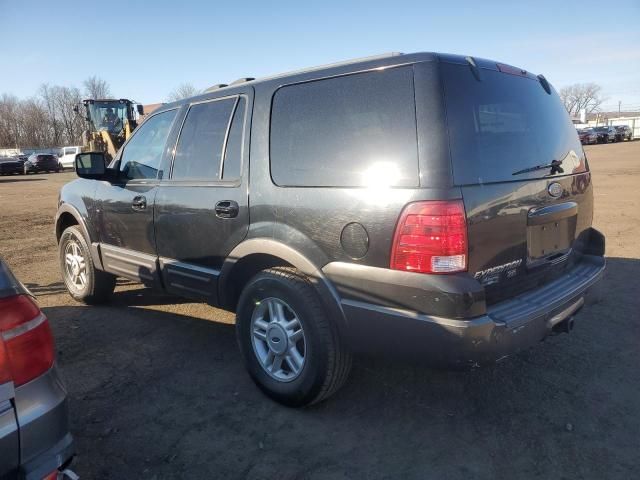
[59,146,82,169]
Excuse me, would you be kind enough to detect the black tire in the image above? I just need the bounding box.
[59,225,116,304]
[236,267,352,407]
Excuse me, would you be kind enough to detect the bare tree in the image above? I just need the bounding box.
[559,83,606,117]
[167,83,200,102]
[39,84,63,146]
[18,98,50,148]
[83,75,111,99]
[52,86,84,145]
[0,94,18,147]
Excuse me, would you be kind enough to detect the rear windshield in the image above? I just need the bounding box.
[442,63,586,185]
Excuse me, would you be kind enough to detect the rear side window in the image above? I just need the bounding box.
[172,98,236,180]
[442,63,586,185]
[270,67,419,187]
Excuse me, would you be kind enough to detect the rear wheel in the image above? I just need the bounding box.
[236,267,352,407]
[59,226,116,304]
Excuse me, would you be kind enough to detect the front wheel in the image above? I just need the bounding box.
[236,267,352,407]
[59,226,116,304]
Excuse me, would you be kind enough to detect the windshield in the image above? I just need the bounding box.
[87,102,128,135]
[442,63,586,184]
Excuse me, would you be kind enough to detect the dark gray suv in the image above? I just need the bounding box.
[55,52,605,406]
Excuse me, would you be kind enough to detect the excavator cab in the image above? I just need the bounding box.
[80,99,142,161]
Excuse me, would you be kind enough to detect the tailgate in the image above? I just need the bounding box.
[462,174,593,303]
[440,59,594,304]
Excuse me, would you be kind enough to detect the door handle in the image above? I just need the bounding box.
[215,200,239,219]
[132,195,147,211]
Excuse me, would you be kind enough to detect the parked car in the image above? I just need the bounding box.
[0,257,75,478]
[614,125,633,141]
[592,126,617,143]
[577,128,598,145]
[24,154,61,174]
[58,146,82,170]
[56,52,605,406]
[0,156,27,175]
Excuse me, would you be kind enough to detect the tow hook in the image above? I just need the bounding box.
[552,316,575,335]
[548,298,583,335]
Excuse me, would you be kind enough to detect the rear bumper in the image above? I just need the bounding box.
[336,254,605,366]
[15,366,75,479]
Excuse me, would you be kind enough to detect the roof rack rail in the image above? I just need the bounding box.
[254,52,404,84]
[204,83,228,93]
[229,77,255,86]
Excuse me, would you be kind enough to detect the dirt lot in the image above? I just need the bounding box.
[1,142,639,479]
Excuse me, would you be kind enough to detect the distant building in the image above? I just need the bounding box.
[139,103,164,122]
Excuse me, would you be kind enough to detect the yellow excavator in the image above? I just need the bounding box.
[76,99,144,161]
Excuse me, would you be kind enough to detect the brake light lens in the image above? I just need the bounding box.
[0,295,54,387]
[390,200,468,274]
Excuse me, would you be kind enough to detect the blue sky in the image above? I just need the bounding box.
[1,0,639,110]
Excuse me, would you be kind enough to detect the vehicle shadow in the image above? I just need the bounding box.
[109,286,194,307]
[40,256,640,479]
[0,177,45,183]
[24,281,67,296]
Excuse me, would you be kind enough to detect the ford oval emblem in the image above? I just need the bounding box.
[548,182,563,198]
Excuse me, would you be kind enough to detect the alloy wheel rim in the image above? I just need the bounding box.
[250,297,306,382]
[64,240,87,291]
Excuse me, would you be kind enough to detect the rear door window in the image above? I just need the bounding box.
[441,63,586,185]
[270,67,419,187]
[172,98,236,181]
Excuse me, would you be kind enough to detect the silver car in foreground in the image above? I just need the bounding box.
[0,258,76,479]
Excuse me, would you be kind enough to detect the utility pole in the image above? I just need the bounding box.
[618,101,621,115]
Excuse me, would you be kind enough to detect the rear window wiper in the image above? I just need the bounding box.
[512,159,564,176]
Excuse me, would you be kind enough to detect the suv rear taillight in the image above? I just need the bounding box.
[390,200,468,274]
[0,295,54,387]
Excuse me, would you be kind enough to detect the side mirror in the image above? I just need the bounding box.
[73,105,79,114]
[137,104,144,115]
[75,152,107,179]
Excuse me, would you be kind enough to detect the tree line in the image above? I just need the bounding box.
[2,75,604,149]
[1,78,201,150]
[0,76,111,150]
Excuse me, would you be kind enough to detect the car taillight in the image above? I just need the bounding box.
[0,295,54,387]
[390,200,468,274]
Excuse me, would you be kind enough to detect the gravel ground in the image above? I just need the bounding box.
[1,141,639,479]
